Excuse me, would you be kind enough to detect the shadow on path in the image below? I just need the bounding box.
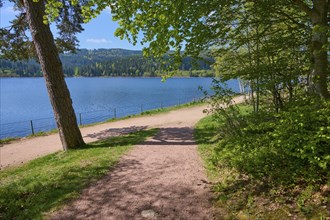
[84,126,195,147]
[142,127,195,146]
[50,126,213,220]
[84,126,147,140]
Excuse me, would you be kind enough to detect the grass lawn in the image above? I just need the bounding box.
[0,129,157,220]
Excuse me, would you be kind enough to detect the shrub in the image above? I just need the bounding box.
[210,96,330,185]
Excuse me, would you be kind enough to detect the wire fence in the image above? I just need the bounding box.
[0,96,203,139]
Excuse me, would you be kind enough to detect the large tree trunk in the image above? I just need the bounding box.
[24,0,85,150]
[310,0,329,99]
[294,0,329,99]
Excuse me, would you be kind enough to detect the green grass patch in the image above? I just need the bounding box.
[0,128,157,220]
[0,137,19,145]
[195,102,329,219]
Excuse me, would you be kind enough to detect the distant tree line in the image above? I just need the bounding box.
[0,48,214,77]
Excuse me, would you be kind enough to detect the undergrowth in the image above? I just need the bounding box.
[195,99,330,219]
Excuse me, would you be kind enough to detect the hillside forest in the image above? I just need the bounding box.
[0,49,213,77]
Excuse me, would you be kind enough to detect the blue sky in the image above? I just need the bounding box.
[0,3,144,50]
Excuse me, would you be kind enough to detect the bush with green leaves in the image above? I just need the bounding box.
[208,91,330,184]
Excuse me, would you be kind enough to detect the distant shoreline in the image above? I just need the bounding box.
[0,76,214,79]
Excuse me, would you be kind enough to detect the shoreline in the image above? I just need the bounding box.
[0,101,215,169]
[0,75,214,79]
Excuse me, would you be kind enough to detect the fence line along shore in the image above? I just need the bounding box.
[0,96,203,140]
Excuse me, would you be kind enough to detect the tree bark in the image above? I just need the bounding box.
[293,0,330,99]
[309,0,329,99]
[250,82,256,112]
[23,0,85,150]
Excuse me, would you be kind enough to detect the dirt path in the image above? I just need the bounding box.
[1,103,207,168]
[49,126,214,220]
[0,96,243,169]
[2,97,244,219]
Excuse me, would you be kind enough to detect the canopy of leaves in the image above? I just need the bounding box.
[80,1,311,57]
[0,0,87,60]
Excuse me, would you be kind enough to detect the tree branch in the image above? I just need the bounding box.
[292,0,314,17]
[274,10,309,29]
[1,13,26,32]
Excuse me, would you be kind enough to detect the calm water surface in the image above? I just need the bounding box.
[0,77,239,138]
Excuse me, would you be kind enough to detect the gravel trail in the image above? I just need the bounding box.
[1,97,244,219]
[0,103,209,168]
[49,126,214,219]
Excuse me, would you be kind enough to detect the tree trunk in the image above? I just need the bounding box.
[23,0,85,150]
[250,81,256,112]
[256,78,260,112]
[310,0,329,99]
[238,79,243,94]
[255,23,260,112]
[294,0,329,99]
[287,81,294,102]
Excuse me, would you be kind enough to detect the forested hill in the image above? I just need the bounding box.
[0,48,214,77]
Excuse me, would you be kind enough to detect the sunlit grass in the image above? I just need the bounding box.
[0,129,157,220]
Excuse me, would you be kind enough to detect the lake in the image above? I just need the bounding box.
[0,77,239,138]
